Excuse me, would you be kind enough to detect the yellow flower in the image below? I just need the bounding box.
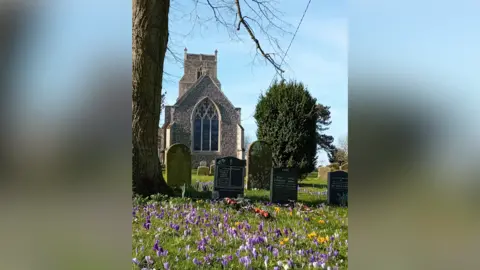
[318,219,325,224]
[280,241,284,245]
[289,211,293,216]
[307,232,317,239]
[235,222,240,226]
[316,236,329,243]
[283,237,289,243]
[274,207,280,213]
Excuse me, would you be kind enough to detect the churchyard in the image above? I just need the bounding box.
[132,141,348,269]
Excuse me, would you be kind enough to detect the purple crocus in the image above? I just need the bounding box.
[273,248,279,257]
[193,257,201,266]
[163,262,170,270]
[252,247,258,259]
[287,259,294,268]
[239,256,251,267]
[145,255,154,265]
[132,258,140,265]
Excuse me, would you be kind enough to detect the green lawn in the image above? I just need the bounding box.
[133,172,347,269]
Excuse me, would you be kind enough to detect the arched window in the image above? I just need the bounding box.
[193,99,219,151]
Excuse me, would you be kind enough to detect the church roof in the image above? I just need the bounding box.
[174,75,236,110]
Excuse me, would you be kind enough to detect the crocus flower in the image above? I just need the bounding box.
[163,262,170,270]
[193,257,201,266]
[239,256,251,267]
[145,255,154,265]
[132,258,140,265]
[273,248,279,257]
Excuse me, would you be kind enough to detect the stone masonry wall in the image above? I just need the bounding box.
[178,53,221,99]
[172,76,239,168]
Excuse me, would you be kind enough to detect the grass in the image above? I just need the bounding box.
[133,172,347,269]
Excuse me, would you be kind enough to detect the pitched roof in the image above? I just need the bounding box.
[174,75,236,110]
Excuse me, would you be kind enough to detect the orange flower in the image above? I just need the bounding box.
[280,241,285,245]
[318,219,325,224]
[317,236,329,244]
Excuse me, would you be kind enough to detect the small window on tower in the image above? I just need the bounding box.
[197,70,201,79]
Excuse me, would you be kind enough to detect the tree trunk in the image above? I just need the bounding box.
[132,0,172,196]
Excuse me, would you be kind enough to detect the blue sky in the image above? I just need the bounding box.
[22,0,346,165]
[161,0,348,164]
[18,0,480,167]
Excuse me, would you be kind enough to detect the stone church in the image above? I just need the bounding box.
[158,49,245,167]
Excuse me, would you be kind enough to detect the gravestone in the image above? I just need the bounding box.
[327,171,348,206]
[270,167,299,203]
[209,164,215,176]
[213,156,246,199]
[197,166,209,176]
[246,141,272,189]
[165,143,191,187]
[318,166,331,179]
[199,160,207,167]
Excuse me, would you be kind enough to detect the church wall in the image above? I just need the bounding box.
[171,77,239,168]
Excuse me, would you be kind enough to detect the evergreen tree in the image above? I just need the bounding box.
[254,80,335,178]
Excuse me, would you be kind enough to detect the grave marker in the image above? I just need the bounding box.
[246,141,273,190]
[165,143,191,187]
[270,167,298,203]
[327,171,348,206]
[213,156,246,199]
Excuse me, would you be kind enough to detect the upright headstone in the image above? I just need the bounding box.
[327,171,348,206]
[199,160,207,167]
[213,156,246,199]
[246,141,272,189]
[165,143,192,187]
[270,167,299,203]
[197,166,209,176]
[209,163,215,176]
[318,166,331,179]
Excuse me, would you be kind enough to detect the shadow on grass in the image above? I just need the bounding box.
[245,193,327,207]
[298,183,327,189]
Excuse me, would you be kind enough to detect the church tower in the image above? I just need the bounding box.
[178,48,221,99]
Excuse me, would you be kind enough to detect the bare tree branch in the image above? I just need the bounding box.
[234,0,284,73]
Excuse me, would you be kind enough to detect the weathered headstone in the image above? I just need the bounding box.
[318,166,331,179]
[197,166,209,176]
[327,171,348,206]
[165,143,191,187]
[213,156,246,199]
[199,160,207,167]
[270,167,299,203]
[246,141,272,189]
[209,164,215,176]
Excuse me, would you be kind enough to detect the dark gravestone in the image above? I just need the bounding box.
[327,171,348,206]
[270,168,298,203]
[213,156,246,199]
